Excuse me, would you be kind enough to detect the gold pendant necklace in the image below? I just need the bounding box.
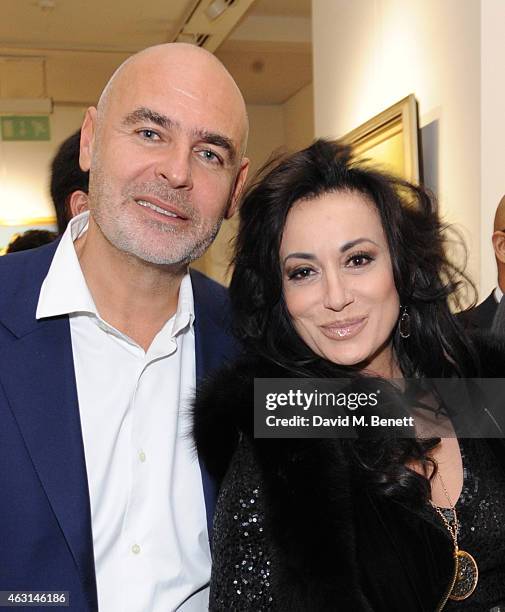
[429,471,479,601]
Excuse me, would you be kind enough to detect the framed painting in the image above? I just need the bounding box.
[344,94,421,183]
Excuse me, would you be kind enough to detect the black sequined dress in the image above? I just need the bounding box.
[210,437,505,611]
[194,346,505,611]
[438,438,505,610]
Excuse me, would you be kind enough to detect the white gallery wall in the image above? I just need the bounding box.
[284,83,314,153]
[481,0,505,300]
[313,0,496,299]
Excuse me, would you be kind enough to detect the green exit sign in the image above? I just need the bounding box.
[1,116,51,141]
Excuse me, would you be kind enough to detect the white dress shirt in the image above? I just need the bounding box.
[36,212,210,611]
[494,285,503,303]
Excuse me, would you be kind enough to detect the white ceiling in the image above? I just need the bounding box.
[0,0,189,52]
[0,0,312,105]
[252,0,311,18]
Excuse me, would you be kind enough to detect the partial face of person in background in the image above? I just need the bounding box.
[492,194,505,292]
[80,43,249,267]
[280,190,401,377]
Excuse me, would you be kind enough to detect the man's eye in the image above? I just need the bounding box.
[197,149,222,164]
[138,129,160,140]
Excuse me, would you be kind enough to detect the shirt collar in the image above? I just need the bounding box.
[172,273,195,337]
[494,285,503,303]
[36,211,97,319]
[36,211,196,338]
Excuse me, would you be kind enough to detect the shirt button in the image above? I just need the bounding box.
[139,450,146,463]
[131,544,141,555]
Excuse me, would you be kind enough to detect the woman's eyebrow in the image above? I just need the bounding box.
[340,238,380,252]
[283,252,316,264]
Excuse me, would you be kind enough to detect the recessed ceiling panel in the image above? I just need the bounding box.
[0,0,192,51]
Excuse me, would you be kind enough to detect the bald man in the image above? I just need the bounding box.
[464,195,505,329]
[0,44,249,611]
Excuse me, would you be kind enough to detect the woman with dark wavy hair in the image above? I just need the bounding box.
[194,140,505,611]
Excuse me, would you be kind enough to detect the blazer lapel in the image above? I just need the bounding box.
[0,244,97,609]
[191,269,239,539]
[191,271,237,382]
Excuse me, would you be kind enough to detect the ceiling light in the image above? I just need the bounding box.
[205,0,228,21]
[37,0,56,10]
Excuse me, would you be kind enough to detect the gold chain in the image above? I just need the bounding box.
[428,458,479,603]
[429,470,460,551]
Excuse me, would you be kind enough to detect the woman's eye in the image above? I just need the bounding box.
[287,267,314,280]
[347,253,373,267]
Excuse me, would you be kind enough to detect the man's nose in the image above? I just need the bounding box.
[155,144,193,189]
[323,271,354,311]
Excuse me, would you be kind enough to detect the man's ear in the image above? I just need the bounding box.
[492,231,505,264]
[80,107,97,172]
[68,190,88,219]
[225,157,250,220]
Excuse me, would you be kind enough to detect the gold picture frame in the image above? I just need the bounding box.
[344,94,421,183]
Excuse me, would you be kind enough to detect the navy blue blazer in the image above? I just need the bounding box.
[460,291,498,330]
[0,241,238,611]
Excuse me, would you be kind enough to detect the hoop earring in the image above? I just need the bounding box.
[399,305,411,339]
